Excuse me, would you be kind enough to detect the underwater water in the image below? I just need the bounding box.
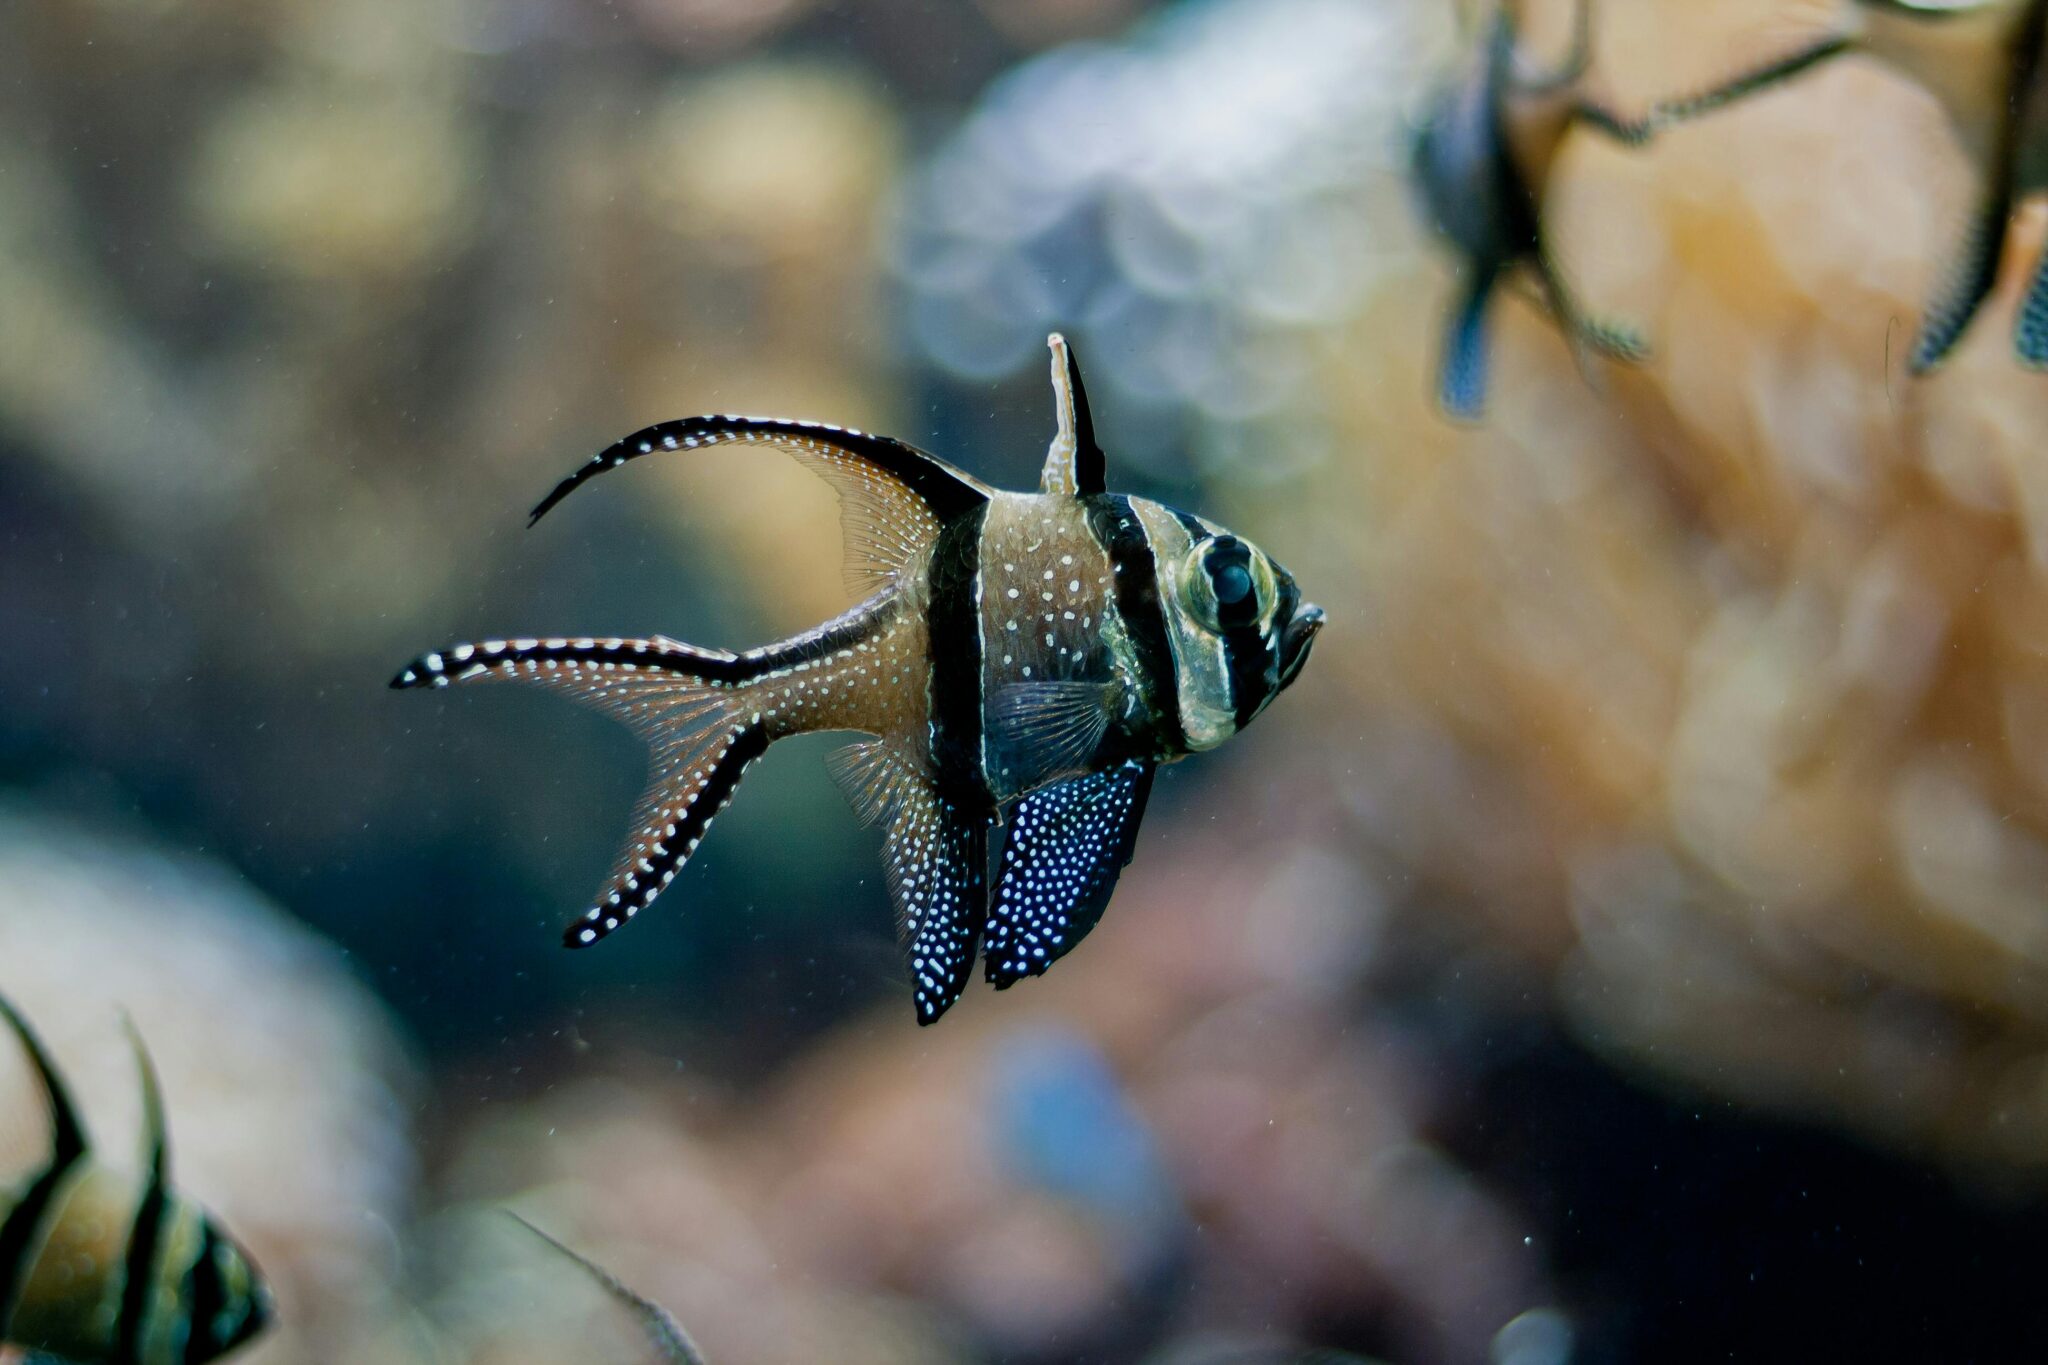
[5,0,2048,1360]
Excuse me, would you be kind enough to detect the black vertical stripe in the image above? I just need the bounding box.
[113,1181,170,1364]
[1085,496,1185,756]
[925,506,991,810]
[181,1226,226,1365]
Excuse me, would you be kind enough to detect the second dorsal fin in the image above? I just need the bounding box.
[1040,333,1105,497]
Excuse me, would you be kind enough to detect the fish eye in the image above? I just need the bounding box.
[1187,537,1263,632]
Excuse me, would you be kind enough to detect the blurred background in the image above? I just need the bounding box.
[6,0,2048,1359]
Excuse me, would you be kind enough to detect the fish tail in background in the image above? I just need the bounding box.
[2015,235,2048,367]
[1914,188,2011,372]
[390,635,778,948]
[1437,261,1501,418]
[1534,248,1650,388]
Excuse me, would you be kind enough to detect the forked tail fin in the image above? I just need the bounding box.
[391,635,768,948]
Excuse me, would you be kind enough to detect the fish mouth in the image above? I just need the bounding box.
[1278,603,1324,690]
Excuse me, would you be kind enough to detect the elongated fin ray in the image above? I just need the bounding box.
[985,761,1155,988]
[1914,189,2011,372]
[527,417,993,596]
[1437,265,1499,419]
[390,635,772,948]
[563,722,767,949]
[510,1215,707,1365]
[986,682,1117,781]
[1041,334,1105,496]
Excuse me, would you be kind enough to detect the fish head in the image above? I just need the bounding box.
[188,1217,273,1360]
[1131,500,1323,752]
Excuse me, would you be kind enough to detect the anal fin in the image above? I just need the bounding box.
[845,746,988,1024]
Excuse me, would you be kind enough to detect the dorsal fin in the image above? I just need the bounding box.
[0,991,89,1169]
[121,1013,169,1188]
[527,416,995,598]
[1040,333,1105,497]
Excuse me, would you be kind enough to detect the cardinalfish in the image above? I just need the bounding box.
[0,994,271,1364]
[513,1216,705,1364]
[1412,0,1849,416]
[393,334,1323,1023]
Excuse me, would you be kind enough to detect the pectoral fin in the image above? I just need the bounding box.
[986,681,1119,783]
[985,760,1156,988]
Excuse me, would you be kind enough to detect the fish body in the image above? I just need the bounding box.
[0,994,271,1365]
[394,335,1323,1024]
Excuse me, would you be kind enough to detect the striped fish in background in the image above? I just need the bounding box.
[393,333,1324,1024]
[1411,0,1853,416]
[0,993,270,1364]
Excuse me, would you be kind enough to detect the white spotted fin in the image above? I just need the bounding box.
[985,759,1156,988]
[829,740,987,1022]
